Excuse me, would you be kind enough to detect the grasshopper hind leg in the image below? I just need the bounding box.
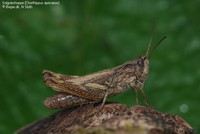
[44,93,98,109]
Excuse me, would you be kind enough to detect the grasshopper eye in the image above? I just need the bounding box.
[137,59,144,67]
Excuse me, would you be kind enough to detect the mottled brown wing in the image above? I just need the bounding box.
[43,70,79,80]
[43,69,115,100]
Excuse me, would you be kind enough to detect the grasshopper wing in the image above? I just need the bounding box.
[43,70,79,80]
[43,69,115,100]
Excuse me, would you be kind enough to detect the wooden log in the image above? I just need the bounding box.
[16,103,194,134]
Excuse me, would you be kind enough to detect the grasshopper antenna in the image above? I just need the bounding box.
[145,23,156,57]
[145,23,167,58]
[147,36,167,58]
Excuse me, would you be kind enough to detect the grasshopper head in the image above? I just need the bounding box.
[134,56,149,88]
[118,36,166,89]
[137,56,149,76]
[133,35,166,89]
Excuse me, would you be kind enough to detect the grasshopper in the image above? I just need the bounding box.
[43,35,166,109]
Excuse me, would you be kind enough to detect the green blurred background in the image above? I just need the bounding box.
[0,0,200,133]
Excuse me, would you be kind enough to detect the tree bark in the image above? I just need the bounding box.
[16,102,194,134]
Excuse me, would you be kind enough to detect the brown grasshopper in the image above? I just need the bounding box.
[42,36,166,109]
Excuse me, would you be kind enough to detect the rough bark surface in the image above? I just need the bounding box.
[16,103,194,134]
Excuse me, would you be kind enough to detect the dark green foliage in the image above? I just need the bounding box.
[0,0,199,133]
